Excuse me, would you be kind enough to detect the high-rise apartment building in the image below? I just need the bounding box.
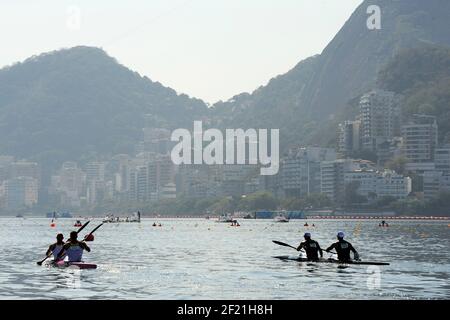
[360,90,401,151]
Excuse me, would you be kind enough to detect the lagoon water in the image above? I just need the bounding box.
[0,218,449,300]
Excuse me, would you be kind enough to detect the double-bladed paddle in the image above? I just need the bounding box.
[272,240,297,250]
[37,220,91,265]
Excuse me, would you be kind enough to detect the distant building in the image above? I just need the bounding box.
[376,137,403,165]
[423,171,450,200]
[360,90,401,151]
[434,145,450,171]
[320,159,376,203]
[344,169,411,200]
[0,156,14,181]
[148,155,175,197]
[85,162,106,182]
[338,120,361,158]
[160,183,177,199]
[423,145,450,200]
[56,162,86,207]
[402,114,438,164]
[111,154,130,192]
[5,177,38,209]
[142,128,172,155]
[9,160,39,180]
[87,180,107,205]
[281,147,336,197]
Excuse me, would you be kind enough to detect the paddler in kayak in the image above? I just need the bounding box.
[325,232,359,262]
[297,232,323,261]
[54,231,91,263]
[46,233,65,260]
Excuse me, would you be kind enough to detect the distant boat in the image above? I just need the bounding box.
[103,211,141,223]
[16,214,23,218]
[274,213,289,223]
[217,214,234,223]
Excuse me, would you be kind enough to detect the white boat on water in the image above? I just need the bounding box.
[274,214,289,223]
[103,211,141,223]
[217,214,234,223]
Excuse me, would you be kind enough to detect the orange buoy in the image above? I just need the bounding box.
[50,223,56,228]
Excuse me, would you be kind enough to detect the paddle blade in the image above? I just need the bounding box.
[83,223,104,240]
[84,234,94,242]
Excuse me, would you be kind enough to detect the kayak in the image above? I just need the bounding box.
[45,260,97,269]
[274,255,390,266]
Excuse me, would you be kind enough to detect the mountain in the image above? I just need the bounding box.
[211,0,450,150]
[0,46,208,167]
[378,44,450,143]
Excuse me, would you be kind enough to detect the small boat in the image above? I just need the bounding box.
[274,214,289,223]
[16,214,24,218]
[274,255,389,266]
[217,214,234,223]
[103,212,141,223]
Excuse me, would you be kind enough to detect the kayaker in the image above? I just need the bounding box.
[54,231,91,263]
[297,232,323,261]
[325,232,359,262]
[46,233,65,260]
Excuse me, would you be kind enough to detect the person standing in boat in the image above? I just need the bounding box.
[54,231,91,263]
[297,233,323,261]
[325,232,359,262]
[46,233,65,260]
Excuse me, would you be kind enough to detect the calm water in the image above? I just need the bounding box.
[0,218,449,300]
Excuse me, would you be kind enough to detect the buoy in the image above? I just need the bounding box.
[50,223,56,228]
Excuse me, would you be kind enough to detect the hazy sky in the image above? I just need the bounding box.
[0,0,363,103]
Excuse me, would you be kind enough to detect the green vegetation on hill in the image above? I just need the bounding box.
[378,44,450,143]
[0,46,208,167]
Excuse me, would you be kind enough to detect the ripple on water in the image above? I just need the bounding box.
[0,218,449,299]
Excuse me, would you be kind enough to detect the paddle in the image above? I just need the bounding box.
[272,240,303,252]
[37,220,91,266]
[82,223,104,242]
